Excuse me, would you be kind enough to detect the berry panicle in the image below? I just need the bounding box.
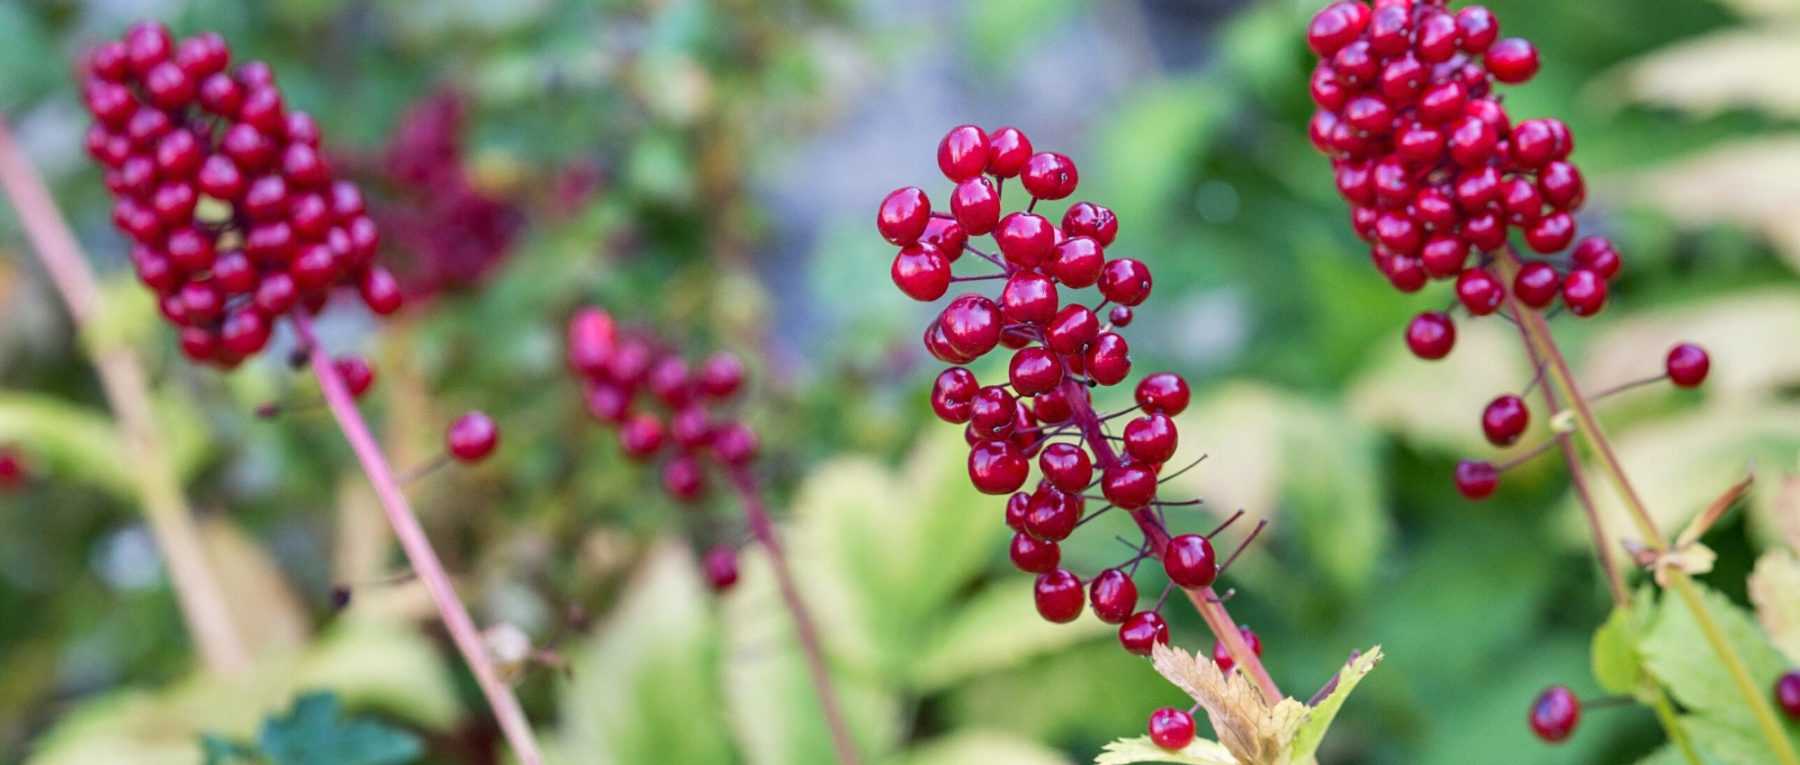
[81,21,399,370]
[883,124,1278,728]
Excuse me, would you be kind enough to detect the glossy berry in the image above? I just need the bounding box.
[1163,534,1218,588]
[1033,569,1085,623]
[1481,395,1529,447]
[1454,460,1499,500]
[892,244,951,301]
[619,414,666,459]
[1405,312,1456,360]
[877,187,931,245]
[1024,487,1079,542]
[937,124,989,181]
[1666,343,1710,388]
[1147,708,1196,751]
[1098,259,1152,306]
[446,411,499,463]
[969,440,1029,495]
[662,457,705,502]
[1101,462,1157,509]
[334,356,376,397]
[932,367,980,423]
[1528,685,1580,743]
[1776,671,1800,720]
[1135,373,1190,416]
[1123,413,1178,465]
[1211,624,1262,673]
[1485,38,1540,84]
[1010,533,1061,574]
[1118,611,1170,656]
[1513,262,1561,309]
[1561,269,1607,317]
[1021,152,1077,200]
[1088,568,1139,624]
[703,546,740,592]
[1455,268,1504,315]
[1038,442,1093,493]
[1008,347,1063,395]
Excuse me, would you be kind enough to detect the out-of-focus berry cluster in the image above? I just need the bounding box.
[80,22,400,368]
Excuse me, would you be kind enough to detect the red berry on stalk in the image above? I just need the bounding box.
[1485,38,1540,84]
[1102,462,1158,509]
[662,457,705,502]
[1454,460,1498,500]
[1033,569,1085,623]
[1086,332,1132,385]
[968,440,1028,495]
[1098,259,1153,306]
[1136,373,1190,416]
[1455,268,1504,315]
[1777,672,1800,720]
[940,294,1003,358]
[1123,413,1179,465]
[1561,269,1607,317]
[985,127,1033,177]
[937,124,989,181]
[1010,532,1060,573]
[334,356,376,397]
[1038,442,1093,493]
[932,367,980,424]
[1008,347,1064,395]
[1513,262,1561,309]
[950,177,1001,235]
[1212,624,1262,672]
[892,244,951,301]
[1062,202,1118,246]
[1024,487,1079,542]
[619,414,666,460]
[995,212,1056,268]
[1089,569,1139,624]
[1119,611,1170,655]
[1528,685,1580,743]
[1044,304,1099,354]
[567,307,618,376]
[1021,152,1077,200]
[1049,237,1105,288]
[1665,343,1710,388]
[1163,534,1217,588]
[359,267,404,316]
[877,187,930,245]
[1571,237,1622,280]
[1147,707,1196,751]
[1405,312,1456,360]
[1482,395,1530,447]
[446,411,499,463]
[703,546,740,591]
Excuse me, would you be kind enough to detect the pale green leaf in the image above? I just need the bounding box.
[909,582,1110,692]
[1640,584,1790,730]
[1579,289,1800,404]
[1749,550,1800,664]
[255,692,421,765]
[1591,591,1656,696]
[1093,736,1238,765]
[0,394,137,499]
[1622,138,1800,273]
[1347,319,1537,454]
[1603,27,1800,119]
[882,730,1072,765]
[1289,647,1384,763]
[554,540,733,765]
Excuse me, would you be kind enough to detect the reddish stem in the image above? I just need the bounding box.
[726,466,861,765]
[1059,378,1283,704]
[290,313,543,765]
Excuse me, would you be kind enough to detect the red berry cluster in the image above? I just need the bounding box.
[564,307,753,590]
[80,22,400,369]
[883,126,1268,747]
[1304,0,1624,362]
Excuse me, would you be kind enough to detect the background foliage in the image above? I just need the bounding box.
[1,0,1797,763]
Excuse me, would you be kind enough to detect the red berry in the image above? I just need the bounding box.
[1539,161,1586,209]
[1454,460,1499,500]
[1211,624,1262,672]
[662,457,706,502]
[1665,343,1710,388]
[1000,272,1058,326]
[1571,237,1621,280]
[1086,332,1132,385]
[1561,268,1607,317]
[1108,306,1133,327]
[1455,268,1504,315]
[931,368,980,423]
[1048,236,1105,287]
[995,212,1055,267]
[198,73,244,116]
[1485,38,1540,84]
[1089,568,1139,624]
[1038,442,1093,493]
[220,308,271,357]
[1405,312,1456,360]
[1512,261,1561,308]
[619,414,666,460]
[985,127,1034,177]
[1529,685,1580,743]
[1044,305,1099,354]
[334,356,377,397]
[1777,672,1800,720]
[238,85,285,133]
[0,446,25,490]
[1010,532,1061,573]
[703,546,740,591]
[891,244,951,301]
[937,124,989,181]
[1021,152,1077,200]
[566,307,618,376]
[1098,259,1153,306]
[144,61,194,110]
[1008,347,1064,396]
[1135,373,1190,416]
[1024,486,1079,542]
[940,294,1004,358]
[1163,534,1217,588]
[1526,212,1577,254]
[447,411,500,462]
[969,440,1028,495]
[1119,611,1170,655]
[1147,707,1196,751]
[1062,202,1118,246]
[950,177,1002,235]
[877,187,931,245]
[1455,6,1499,53]
[1124,413,1178,465]
[1481,394,1530,447]
[1033,569,1085,623]
[254,272,299,315]
[1307,1,1370,57]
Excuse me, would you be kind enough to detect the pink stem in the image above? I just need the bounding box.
[726,466,862,765]
[290,312,543,765]
[1060,378,1283,704]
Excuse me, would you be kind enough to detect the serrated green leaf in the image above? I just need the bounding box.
[1289,647,1384,762]
[256,692,421,765]
[1640,584,1790,731]
[1093,736,1237,765]
[1592,601,1647,696]
[1749,550,1800,664]
[909,582,1110,692]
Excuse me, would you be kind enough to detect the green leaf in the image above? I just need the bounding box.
[1640,583,1791,730]
[553,540,735,765]
[909,582,1110,692]
[255,692,421,765]
[1289,647,1384,762]
[1749,550,1800,664]
[199,734,257,765]
[1592,590,1656,696]
[0,394,138,499]
[1093,736,1237,765]
[881,730,1071,765]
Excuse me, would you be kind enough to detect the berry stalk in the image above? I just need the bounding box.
[1495,248,1800,765]
[0,119,250,673]
[1061,378,1282,704]
[726,466,861,765]
[291,313,543,765]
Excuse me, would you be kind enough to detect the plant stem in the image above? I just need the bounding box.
[1648,689,1705,765]
[1494,248,1800,765]
[0,119,249,673]
[726,466,862,765]
[1059,378,1284,704]
[290,313,543,765]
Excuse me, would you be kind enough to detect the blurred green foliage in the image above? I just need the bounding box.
[2,0,1799,763]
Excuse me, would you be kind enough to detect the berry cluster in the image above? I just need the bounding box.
[1305,0,1622,361]
[564,307,753,590]
[80,22,400,368]
[883,125,1266,749]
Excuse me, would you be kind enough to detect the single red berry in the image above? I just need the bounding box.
[253,272,299,316]
[447,411,500,462]
[1000,272,1059,326]
[995,212,1056,268]
[1089,568,1139,624]
[1020,152,1077,200]
[220,308,271,357]
[1455,268,1504,315]
[334,356,376,397]
[968,440,1028,495]
[1776,672,1800,720]
[969,386,1018,439]
[1044,304,1100,354]
[1124,413,1178,465]
[1010,532,1061,573]
[1481,395,1530,447]
[1009,347,1064,396]
[950,176,1002,235]
[985,127,1034,177]
[1529,685,1580,743]
[647,357,695,409]
[1561,269,1607,317]
[1062,202,1118,246]
[1665,343,1710,388]
[1513,261,1561,308]
[1539,161,1586,209]
[877,186,931,245]
[662,457,706,502]
[1571,237,1622,280]
[1034,569,1085,623]
[938,294,1002,359]
[1211,624,1263,672]
[937,124,990,181]
[1038,442,1094,493]
[1086,332,1132,385]
[1405,312,1456,360]
[619,414,667,460]
[566,307,618,376]
[891,244,951,301]
[931,368,980,424]
[1098,259,1153,306]
[920,217,966,261]
[1024,487,1079,542]
[1033,386,1073,424]
[1526,212,1577,255]
[1101,462,1157,510]
[1136,373,1191,416]
[584,382,633,423]
[1163,534,1217,588]
[1307,1,1370,57]
[1147,707,1196,751]
[124,21,174,75]
[238,85,285,133]
[1454,460,1499,500]
[1485,38,1539,84]
[1455,6,1499,53]
[1109,305,1133,327]
[1119,611,1171,655]
[703,546,740,591]
[1048,236,1106,288]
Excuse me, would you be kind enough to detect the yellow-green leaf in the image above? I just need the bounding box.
[1591,601,1646,696]
[1749,550,1800,664]
[883,730,1072,765]
[1603,27,1800,119]
[1288,647,1384,762]
[910,582,1110,692]
[1093,736,1238,765]
[1640,584,1790,730]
